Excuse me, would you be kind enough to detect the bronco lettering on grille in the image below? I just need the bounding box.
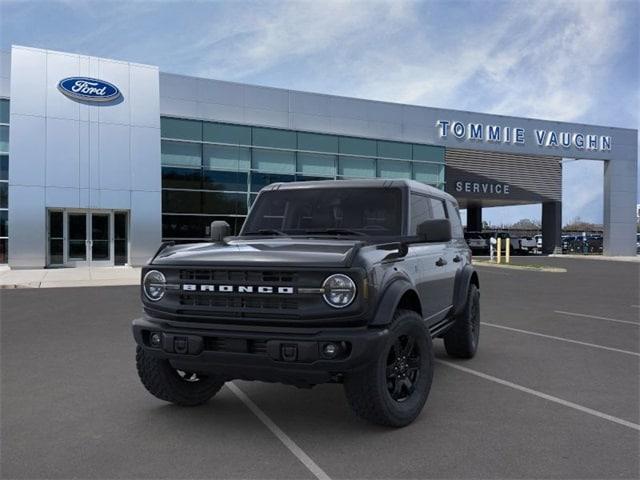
[182,284,295,294]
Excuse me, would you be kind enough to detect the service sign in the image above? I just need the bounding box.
[58,77,121,102]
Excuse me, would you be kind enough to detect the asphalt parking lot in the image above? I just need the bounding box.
[1,257,639,479]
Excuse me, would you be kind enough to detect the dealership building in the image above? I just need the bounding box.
[0,45,637,268]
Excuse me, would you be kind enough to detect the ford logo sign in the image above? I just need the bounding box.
[57,77,121,102]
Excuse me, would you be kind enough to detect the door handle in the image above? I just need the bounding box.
[435,257,447,267]
[453,255,462,263]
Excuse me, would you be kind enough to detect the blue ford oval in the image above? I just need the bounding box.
[58,77,121,102]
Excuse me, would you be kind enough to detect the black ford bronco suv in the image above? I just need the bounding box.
[133,179,479,427]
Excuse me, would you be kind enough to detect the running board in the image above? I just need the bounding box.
[429,318,456,338]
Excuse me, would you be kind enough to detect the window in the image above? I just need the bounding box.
[0,155,7,180]
[0,126,8,153]
[0,99,8,124]
[158,116,446,242]
[339,137,376,157]
[162,167,202,189]
[252,127,296,149]
[243,188,402,236]
[409,194,431,235]
[429,198,448,219]
[0,209,7,263]
[163,214,212,239]
[378,159,411,179]
[447,201,464,239]
[202,170,248,192]
[203,144,250,171]
[0,210,7,237]
[252,149,295,174]
[161,117,201,141]
[378,141,411,160]
[161,141,201,167]
[250,172,295,192]
[114,212,128,265]
[162,190,202,214]
[203,122,250,145]
[413,144,445,163]
[162,215,244,239]
[413,163,443,185]
[0,183,7,208]
[297,152,336,177]
[298,132,338,153]
[202,192,247,215]
[338,156,376,178]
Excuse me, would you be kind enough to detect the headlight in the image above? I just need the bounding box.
[322,274,356,308]
[143,270,166,302]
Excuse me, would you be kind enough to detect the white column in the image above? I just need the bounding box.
[603,146,638,256]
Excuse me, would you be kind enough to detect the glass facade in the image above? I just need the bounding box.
[160,117,446,242]
[0,99,8,263]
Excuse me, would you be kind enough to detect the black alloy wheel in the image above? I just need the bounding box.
[343,309,434,427]
[386,334,421,402]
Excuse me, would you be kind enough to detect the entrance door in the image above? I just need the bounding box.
[67,213,88,266]
[90,213,111,266]
[48,210,129,267]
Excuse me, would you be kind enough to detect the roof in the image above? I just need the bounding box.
[261,179,459,206]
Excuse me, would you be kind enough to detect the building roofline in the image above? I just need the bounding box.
[159,71,637,135]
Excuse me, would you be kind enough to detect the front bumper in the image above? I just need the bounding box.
[132,316,389,386]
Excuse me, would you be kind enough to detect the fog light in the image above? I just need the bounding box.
[150,332,162,348]
[323,343,338,358]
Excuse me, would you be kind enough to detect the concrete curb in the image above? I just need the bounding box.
[0,279,140,289]
[473,261,567,273]
[0,267,141,289]
[549,254,639,263]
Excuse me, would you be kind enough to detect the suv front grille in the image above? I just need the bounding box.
[203,337,268,354]
[175,269,303,319]
[179,269,298,284]
[180,293,299,311]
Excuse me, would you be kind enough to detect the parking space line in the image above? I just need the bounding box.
[554,310,640,326]
[481,322,640,357]
[436,360,640,432]
[227,382,331,480]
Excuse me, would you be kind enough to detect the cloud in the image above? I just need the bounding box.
[1,0,636,224]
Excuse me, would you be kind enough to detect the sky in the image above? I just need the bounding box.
[1,0,638,226]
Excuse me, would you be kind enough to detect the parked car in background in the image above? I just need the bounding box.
[564,235,603,254]
[518,236,537,254]
[464,231,489,253]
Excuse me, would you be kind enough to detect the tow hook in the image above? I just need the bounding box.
[174,336,188,354]
[281,344,298,362]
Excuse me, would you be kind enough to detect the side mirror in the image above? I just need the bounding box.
[210,221,230,242]
[416,219,452,243]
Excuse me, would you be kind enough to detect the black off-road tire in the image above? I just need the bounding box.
[343,309,434,427]
[136,346,224,406]
[444,284,480,358]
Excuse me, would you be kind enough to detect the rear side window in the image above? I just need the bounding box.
[446,201,464,239]
[409,194,431,235]
[429,198,448,219]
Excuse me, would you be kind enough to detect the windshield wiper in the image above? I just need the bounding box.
[303,228,366,237]
[244,229,288,236]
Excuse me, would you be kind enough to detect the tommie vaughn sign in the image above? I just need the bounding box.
[436,120,612,152]
[57,77,121,102]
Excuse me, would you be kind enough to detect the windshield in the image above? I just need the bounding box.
[242,187,403,237]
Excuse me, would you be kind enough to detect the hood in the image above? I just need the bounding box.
[151,238,363,268]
